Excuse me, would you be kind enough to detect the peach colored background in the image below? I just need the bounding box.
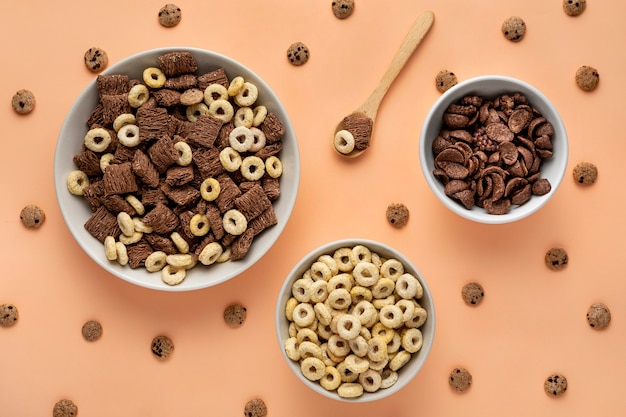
[1,0,623,415]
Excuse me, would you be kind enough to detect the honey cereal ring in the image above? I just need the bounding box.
[327,288,352,310]
[99,153,115,172]
[219,147,242,172]
[234,82,259,107]
[67,170,90,195]
[217,246,231,263]
[401,328,423,353]
[285,297,298,321]
[380,258,404,281]
[372,278,395,299]
[317,254,339,275]
[119,230,143,245]
[310,280,329,303]
[284,337,300,361]
[222,209,248,236]
[379,304,404,329]
[240,156,266,181]
[296,327,319,344]
[327,273,353,292]
[350,245,372,265]
[143,251,167,273]
[396,273,423,299]
[371,323,394,344]
[320,366,342,391]
[200,177,221,201]
[190,213,210,237]
[170,232,189,254]
[143,67,166,88]
[167,253,194,268]
[348,335,369,357]
[359,369,382,393]
[353,262,380,287]
[104,236,117,261]
[288,322,297,338]
[234,106,254,128]
[116,241,129,266]
[369,357,389,372]
[113,113,136,131]
[198,242,223,266]
[128,84,150,108]
[337,382,363,398]
[291,278,312,302]
[310,261,332,281]
[174,141,192,166]
[203,83,229,105]
[84,127,112,152]
[298,340,323,360]
[334,130,355,155]
[333,247,354,272]
[318,324,333,343]
[395,299,415,322]
[117,124,140,147]
[367,337,389,362]
[265,156,283,178]
[387,331,402,354]
[352,300,377,326]
[405,307,428,328]
[350,286,373,305]
[336,314,362,340]
[252,105,268,126]
[293,302,316,327]
[125,195,145,215]
[301,357,326,381]
[328,334,351,357]
[380,369,399,389]
[161,264,186,285]
[132,217,152,233]
[345,354,370,374]
[186,102,210,122]
[227,76,245,96]
[314,302,332,325]
[229,126,255,152]
[372,295,395,310]
[117,212,134,237]
[248,127,267,152]
[389,350,411,371]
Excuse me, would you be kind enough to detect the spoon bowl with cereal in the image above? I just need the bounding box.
[333,10,435,158]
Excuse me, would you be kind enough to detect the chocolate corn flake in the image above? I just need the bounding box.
[157,51,198,77]
[84,206,121,242]
[103,162,138,195]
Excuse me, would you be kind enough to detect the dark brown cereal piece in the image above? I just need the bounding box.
[532,178,552,195]
[53,399,78,417]
[11,89,36,114]
[449,367,472,391]
[563,0,586,16]
[572,161,597,185]
[84,206,121,242]
[194,234,218,257]
[126,240,154,269]
[164,73,197,90]
[161,183,201,207]
[81,320,103,341]
[224,303,247,328]
[260,112,286,144]
[165,165,195,187]
[152,89,182,107]
[332,0,355,19]
[249,206,278,236]
[144,233,178,255]
[235,183,272,221]
[587,303,611,329]
[87,103,106,127]
[180,88,204,106]
[112,144,136,164]
[435,69,458,93]
[262,177,280,201]
[103,162,138,195]
[501,16,526,42]
[187,115,223,147]
[100,94,132,124]
[151,335,174,359]
[545,247,568,270]
[142,203,180,234]
[84,47,108,72]
[386,203,410,228]
[461,282,484,306]
[286,42,310,66]
[102,194,136,216]
[141,188,169,208]
[178,210,196,240]
[341,113,373,150]
[158,3,181,27]
[575,65,599,91]
[20,204,46,229]
[197,68,230,90]
[81,180,104,211]
[157,51,197,77]
[96,74,130,97]
[131,150,160,188]
[544,374,567,397]
[73,150,103,176]
[0,304,19,327]
[230,229,255,261]
[244,398,267,417]
[193,147,225,178]
[136,107,176,143]
[215,174,243,212]
[254,142,283,159]
[148,135,180,173]
[205,204,225,240]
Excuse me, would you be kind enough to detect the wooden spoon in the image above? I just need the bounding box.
[333,10,435,157]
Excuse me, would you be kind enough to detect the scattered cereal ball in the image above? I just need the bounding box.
[20,204,46,229]
[563,0,586,16]
[572,161,598,185]
[224,303,247,328]
[151,335,174,359]
[545,247,568,271]
[435,69,458,93]
[52,399,78,417]
[449,367,472,391]
[286,42,310,66]
[83,47,108,72]
[11,89,35,114]
[0,303,19,327]
[158,3,182,27]
[575,65,599,91]
[81,320,103,341]
[587,303,611,329]
[332,0,355,19]
[386,203,410,228]
[501,16,526,42]
[544,373,568,397]
[461,282,484,306]
[244,398,267,417]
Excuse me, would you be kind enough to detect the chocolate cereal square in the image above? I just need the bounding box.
[215,174,242,212]
[100,94,132,124]
[103,162,138,195]
[132,150,160,188]
[185,114,222,148]
[260,112,285,144]
[148,135,179,173]
[262,177,281,201]
[126,239,154,269]
[153,89,182,107]
[230,229,255,261]
[164,73,198,90]
[141,188,169,207]
[136,107,176,143]
[144,233,178,255]
[161,183,201,207]
[249,206,278,236]
[142,203,180,234]
[197,68,230,90]
[235,183,271,221]
[96,74,130,97]
[205,203,225,240]
[84,206,121,242]
[81,180,105,211]
[73,150,104,176]
[157,51,198,77]
[165,165,195,187]
[102,194,136,216]
[193,147,225,178]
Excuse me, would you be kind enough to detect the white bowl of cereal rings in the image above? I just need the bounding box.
[419,75,568,224]
[275,238,435,402]
[54,47,300,291]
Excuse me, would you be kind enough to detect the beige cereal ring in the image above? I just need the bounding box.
[117,124,140,147]
[104,236,117,261]
[252,105,268,126]
[337,382,363,398]
[301,357,326,381]
[313,302,332,325]
[234,106,254,128]
[334,129,355,155]
[166,253,194,268]
[128,84,150,108]
[336,314,362,340]
[170,232,189,254]
[292,302,315,328]
[66,170,90,195]
[190,213,210,236]
[344,354,369,374]
[401,328,423,353]
[359,369,383,393]
[284,337,300,361]
[84,127,111,152]
[248,127,267,152]
[117,212,135,237]
[320,366,342,391]
[229,126,254,152]
[200,177,220,201]
[265,156,283,178]
[203,83,228,105]
[291,278,312,303]
[113,113,136,132]
[143,67,166,88]
[132,217,152,233]
[285,297,299,321]
[234,82,259,107]
[309,280,329,303]
[115,242,129,266]
[241,156,265,181]
[353,262,379,287]
[99,153,115,173]
[227,76,245,96]
[125,195,145,215]
[186,102,210,122]
[389,350,411,371]
[145,251,167,272]
[219,147,242,172]
[198,242,223,266]
[174,141,192,166]
[298,341,323,360]
[208,99,234,123]
[161,264,186,285]
[222,209,247,236]
[119,230,143,245]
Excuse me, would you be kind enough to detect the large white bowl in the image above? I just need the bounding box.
[419,75,568,224]
[54,47,300,291]
[275,238,435,402]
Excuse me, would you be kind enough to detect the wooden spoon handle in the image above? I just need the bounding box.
[357,10,435,119]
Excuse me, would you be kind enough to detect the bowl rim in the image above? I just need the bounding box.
[54,46,300,291]
[274,238,436,402]
[419,74,569,224]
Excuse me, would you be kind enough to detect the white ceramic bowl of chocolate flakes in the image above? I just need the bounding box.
[419,75,568,224]
[275,239,435,402]
[54,47,300,291]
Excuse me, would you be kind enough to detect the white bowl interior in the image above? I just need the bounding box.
[275,238,436,402]
[419,75,568,224]
[54,47,300,291]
